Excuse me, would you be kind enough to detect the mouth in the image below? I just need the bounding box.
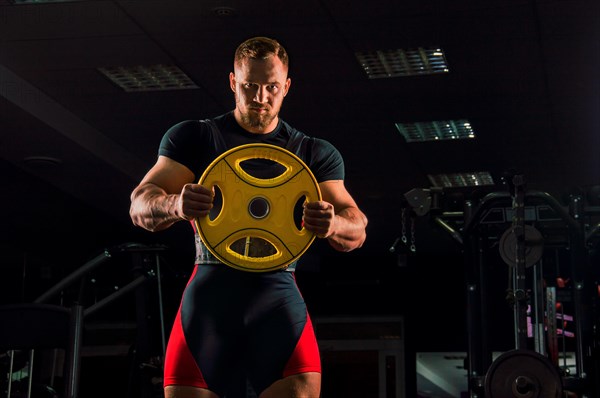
[250,106,268,113]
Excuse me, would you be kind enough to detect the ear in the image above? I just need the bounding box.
[283,77,291,97]
[229,72,236,93]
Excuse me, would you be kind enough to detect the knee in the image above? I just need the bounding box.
[164,385,219,398]
[259,372,321,398]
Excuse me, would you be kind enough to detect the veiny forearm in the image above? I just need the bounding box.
[327,207,368,252]
[129,183,183,232]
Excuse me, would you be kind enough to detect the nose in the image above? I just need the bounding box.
[253,85,267,103]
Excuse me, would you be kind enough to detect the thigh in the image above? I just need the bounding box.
[166,266,244,396]
[164,385,219,398]
[245,273,321,394]
[258,372,321,398]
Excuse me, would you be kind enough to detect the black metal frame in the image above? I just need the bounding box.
[1,242,169,398]
[403,182,599,397]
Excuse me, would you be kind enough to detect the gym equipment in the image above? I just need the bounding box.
[484,349,563,397]
[0,243,170,398]
[401,175,600,397]
[0,304,83,398]
[195,143,321,272]
[498,224,544,268]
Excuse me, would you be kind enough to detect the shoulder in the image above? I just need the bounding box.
[310,138,344,174]
[159,119,217,165]
[280,123,344,182]
[280,121,337,153]
[165,119,210,136]
[311,137,339,154]
[161,118,223,148]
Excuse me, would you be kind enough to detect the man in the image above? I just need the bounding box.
[130,36,368,398]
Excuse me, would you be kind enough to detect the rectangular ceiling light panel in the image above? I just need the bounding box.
[356,47,449,79]
[98,64,198,92]
[428,172,495,188]
[395,120,475,142]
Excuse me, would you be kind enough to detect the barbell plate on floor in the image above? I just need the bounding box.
[485,349,563,398]
[195,143,322,272]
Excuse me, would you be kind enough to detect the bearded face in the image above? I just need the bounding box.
[234,89,277,130]
[230,56,291,134]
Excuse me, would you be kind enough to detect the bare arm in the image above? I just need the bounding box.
[302,180,368,252]
[129,156,213,232]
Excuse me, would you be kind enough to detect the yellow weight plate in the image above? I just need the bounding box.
[194,143,322,272]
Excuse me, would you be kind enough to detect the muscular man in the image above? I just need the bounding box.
[130,36,368,398]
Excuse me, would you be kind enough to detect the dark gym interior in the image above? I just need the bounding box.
[0,1,599,397]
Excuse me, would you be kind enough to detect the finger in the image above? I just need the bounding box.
[183,185,214,202]
[304,201,330,210]
[302,212,331,232]
[303,207,334,222]
[185,183,214,196]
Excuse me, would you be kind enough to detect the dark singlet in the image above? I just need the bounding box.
[161,112,343,396]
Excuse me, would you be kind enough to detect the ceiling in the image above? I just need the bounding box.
[0,0,598,395]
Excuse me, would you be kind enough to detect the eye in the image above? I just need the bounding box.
[243,83,256,89]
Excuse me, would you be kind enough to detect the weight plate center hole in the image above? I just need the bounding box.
[249,197,270,219]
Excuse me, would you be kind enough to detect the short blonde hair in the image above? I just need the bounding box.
[234,37,289,69]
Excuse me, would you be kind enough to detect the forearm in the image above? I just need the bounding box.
[129,183,183,232]
[327,207,368,252]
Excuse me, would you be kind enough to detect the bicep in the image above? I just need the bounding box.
[318,180,358,212]
[138,155,196,194]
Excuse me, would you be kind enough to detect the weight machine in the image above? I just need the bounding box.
[0,242,170,398]
[402,176,600,397]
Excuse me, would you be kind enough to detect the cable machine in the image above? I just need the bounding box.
[403,176,599,397]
